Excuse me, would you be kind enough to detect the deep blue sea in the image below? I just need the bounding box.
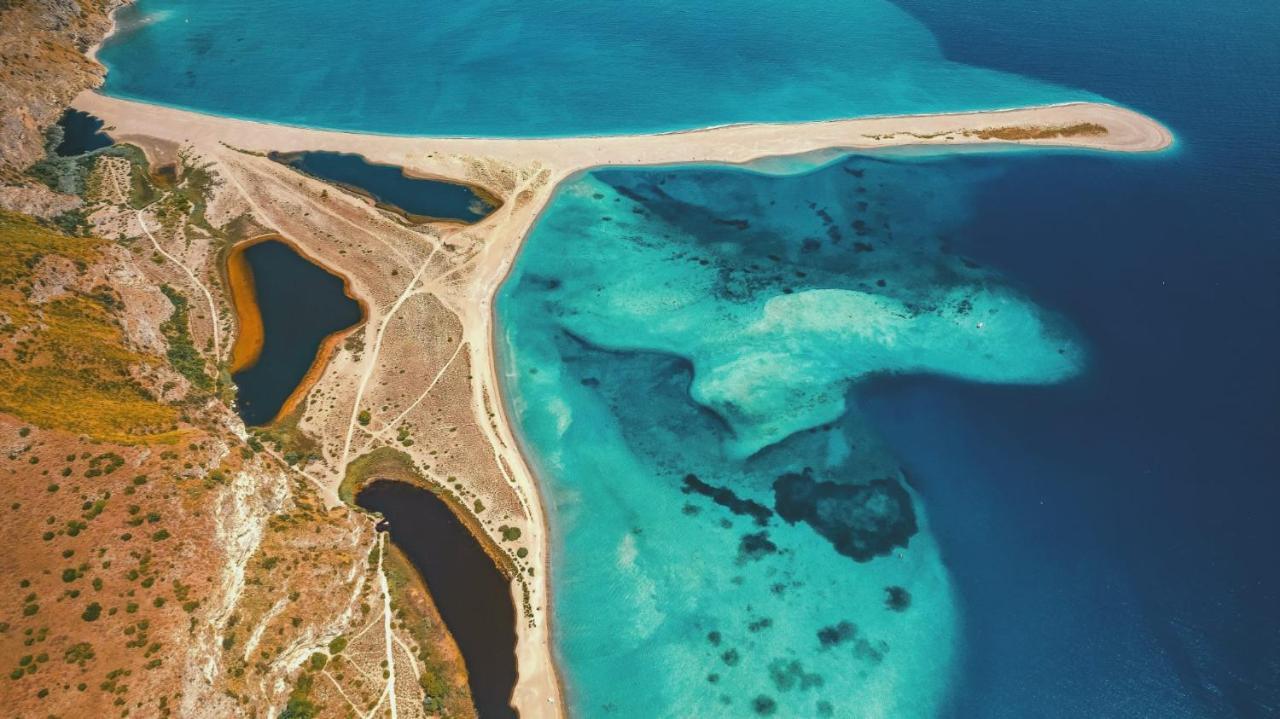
[100,1,1280,717]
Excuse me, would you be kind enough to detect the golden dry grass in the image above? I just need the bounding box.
[0,211,183,443]
[971,122,1109,140]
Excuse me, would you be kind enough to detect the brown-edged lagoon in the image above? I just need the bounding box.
[228,238,362,426]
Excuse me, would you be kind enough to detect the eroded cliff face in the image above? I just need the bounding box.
[0,0,123,178]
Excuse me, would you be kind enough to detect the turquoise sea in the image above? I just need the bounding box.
[497,158,1084,717]
[100,1,1280,717]
[99,0,1094,136]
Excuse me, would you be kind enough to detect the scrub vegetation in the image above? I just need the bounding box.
[1,116,480,718]
[0,211,181,443]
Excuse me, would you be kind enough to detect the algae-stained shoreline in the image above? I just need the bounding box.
[70,88,1171,719]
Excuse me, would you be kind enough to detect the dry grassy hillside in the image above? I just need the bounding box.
[0,138,478,717]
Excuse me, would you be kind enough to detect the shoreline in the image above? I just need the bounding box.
[76,91,1175,157]
[71,89,1173,719]
[224,239,264,373]
[85,5,1172,145]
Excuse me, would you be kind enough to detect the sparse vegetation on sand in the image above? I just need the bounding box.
[158,284,214,392]
[970,122,1108,140]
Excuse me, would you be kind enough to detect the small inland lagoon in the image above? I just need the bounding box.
[229,239,362,426]
[356,480,520,719]
[270,151,497,223]
[53,109,113,156]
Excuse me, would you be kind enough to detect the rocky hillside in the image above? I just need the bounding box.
[0,0,123,179]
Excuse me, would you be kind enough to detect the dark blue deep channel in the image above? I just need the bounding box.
[862,2,1280,716]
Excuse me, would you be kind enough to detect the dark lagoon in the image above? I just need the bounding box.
[230,239,362,426]
[53,109,113,156]
[357,480,519,719]
[270,151,496,223]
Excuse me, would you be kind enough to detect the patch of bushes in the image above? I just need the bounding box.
[158,285,213,391]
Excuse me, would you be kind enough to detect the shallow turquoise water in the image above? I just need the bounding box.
[496,157,1084,717]
[99,0,1092,136]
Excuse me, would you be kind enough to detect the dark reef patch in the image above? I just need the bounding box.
[772,468,917,562]
[816,620,888,664]
[524,273,562,291]
[753,696,779,715]
[769,660,824,692]
[682,474,773,526]
[738,531,779,562]
[885,585,912,612]
[817,620,858,649]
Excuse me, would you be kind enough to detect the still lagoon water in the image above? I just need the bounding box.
[269,151,496,223]
[103,1,1280,716]
[230,240,361,426]
[357,480,519,719]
